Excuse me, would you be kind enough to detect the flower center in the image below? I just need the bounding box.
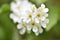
[28,14,32,19]
[31,22,36,26]
[21,23,26,27]
[39,7,43,11]
[36,13,41,18]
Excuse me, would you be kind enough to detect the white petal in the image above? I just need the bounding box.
[35,32,39,36]
[11,2,16,11]
[23,18,27,22]
[31,5,37,12]
[23,18,31,23]
[17,24,22,29]
[41,4,45,8]
[44,19,49,23]
[10,13,19,23]
[10,13,15,19]
[35,18,39,23]
[32,27,38,33]
[43,8,49,12]
[11,2,21,13]
[41,23,46,28]
[27,26,32,33]
[18,19,22,23]
[44,13,48,17]
[27,26,32,31]
[26,19,31,23]
[16,0,21,5]
[19,28,26,35]
[40,16,45,21]
[39,28,43,33]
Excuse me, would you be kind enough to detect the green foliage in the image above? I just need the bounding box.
[45,6,58,31]
[29,0,48,6]
[0,4,10,13]
[0,4,15,40]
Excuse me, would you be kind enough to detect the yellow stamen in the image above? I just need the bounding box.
[21,23,26,27]
[28,14,32,19]
[36,13,41,18]
[31,22,36,26]
[39,7,43,11]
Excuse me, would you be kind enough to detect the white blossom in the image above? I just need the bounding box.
[17,21,26,35]
[38,4,49,13]
[11,0,33,18]
[29,21,43,36]
[10,13,20,23]
[10,0,49,36]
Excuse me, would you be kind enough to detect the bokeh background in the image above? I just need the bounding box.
[0,0,60,40]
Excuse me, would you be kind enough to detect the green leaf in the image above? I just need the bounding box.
[0,6,15,40]
[29,0,48,6]
[0,13,13,40]
[1,2,22,40]
[58,7,60,21]
[53,21,60,37]
[12,27,20,40]
[0,0,12,5]
[0,4,10,13]
[0,25,6,40]
[45,6,58,31]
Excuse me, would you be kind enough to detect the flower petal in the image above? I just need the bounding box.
[44,19,49,24]
[31,5,37,12]
[27,26,32,33]
[10,13,19,23]
[44,13,48,17]
[40,16,45,21]
[41,4,45,8]
[41,23,46,28]
[11,2,16,11]
[19,27,26,35]
[17,24,22,29]
[35,32,39,36]
[43,8,49,12]
[35,18,39,23]
[32,27,38,33]
[39,28,43,33]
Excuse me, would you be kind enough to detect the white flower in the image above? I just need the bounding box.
[38,4,49,13]
[34,10,48,23]
[11,0,33,16]
[10,13,25,23]
[10,13,20,23]
[23,5,37,23]
[26,25,32,33]
[17,21,26,35]
[10,0,49,36]
[23,12,34,23]
[35,27,43,36]
[41,19,49,28]
[19,27,26,35]
[10,0,34,23]
[31,5,37,12]
[33,4,49,29]
[11,1,21,14]
[29,21,43,36]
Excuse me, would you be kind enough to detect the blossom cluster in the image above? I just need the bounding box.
[10,0,49,36]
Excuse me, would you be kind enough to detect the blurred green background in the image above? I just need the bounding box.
[0,0,60,40]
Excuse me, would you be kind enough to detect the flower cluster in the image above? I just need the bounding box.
[10,0,49,36]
